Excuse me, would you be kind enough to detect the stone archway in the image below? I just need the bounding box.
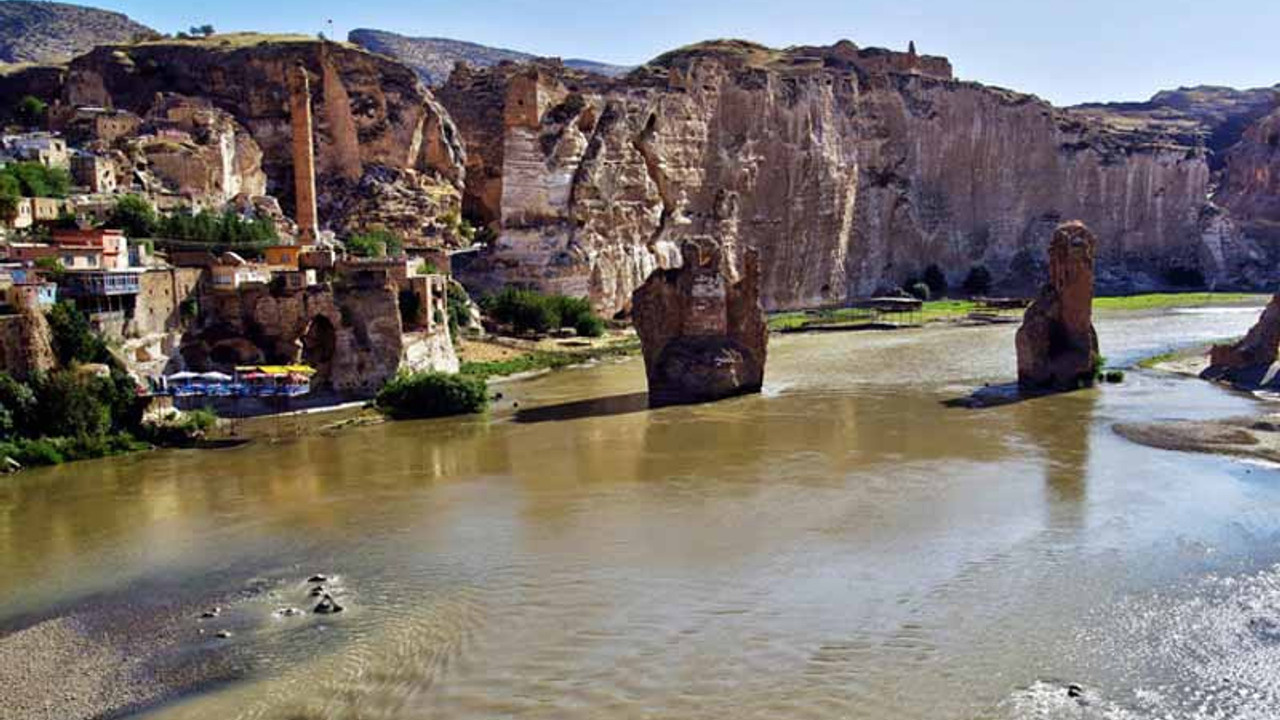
[302,315,337,387]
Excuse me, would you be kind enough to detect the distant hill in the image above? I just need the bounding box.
[0,0,154,64]
[348,28,632,86]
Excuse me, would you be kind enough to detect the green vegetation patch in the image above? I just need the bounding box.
[375,372,489,420]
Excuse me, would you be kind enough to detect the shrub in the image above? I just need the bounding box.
[908,282,931,301]
[923,264,948,296]
[14,95,47,127]
[1164,266,1206,288]
[1103,370,1125,384]
[0,372,36,438]
[574,314,607,338]
[486,287,560,335]
[375,372,489,420]
[961,265,993,296]
[346,229,403,258]
[485,287,605,337]
[446,282,472,338]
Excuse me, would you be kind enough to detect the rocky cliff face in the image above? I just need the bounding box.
[62,35,467,240]
[1219,107,1280,238]
[442,41,1270,314]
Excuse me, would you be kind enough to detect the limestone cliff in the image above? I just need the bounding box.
[61,35,467,240]
[442,41,1269,314]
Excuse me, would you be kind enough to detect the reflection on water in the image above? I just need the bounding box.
[2,309,1280,720]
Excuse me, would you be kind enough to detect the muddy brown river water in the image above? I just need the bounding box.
[4,306,1280,720]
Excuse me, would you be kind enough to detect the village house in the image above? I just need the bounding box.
[51,228,130,271]
[210,252,271,290]
[71,153,118,194]
[3,132,70,169]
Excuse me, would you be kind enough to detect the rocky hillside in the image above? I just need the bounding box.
[0,0,153,64]
[55,34,467,239]
[440,39,1275,313]
[349,28,631,86]
[1073,85,1280,167]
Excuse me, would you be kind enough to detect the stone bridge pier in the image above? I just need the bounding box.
[631,237,767,408]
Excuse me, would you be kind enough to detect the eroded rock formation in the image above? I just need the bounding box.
[0,304,56,381]
[1203,293,1280,385]
[440,41,1270,315]
[61,35,467,241]
[182,280,404,396]
[1015,221,1100,391]
[631,237,766,407]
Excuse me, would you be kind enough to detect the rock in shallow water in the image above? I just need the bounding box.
[631,237,767,408]
[1015,221,1100,391]
[314,594,344,615]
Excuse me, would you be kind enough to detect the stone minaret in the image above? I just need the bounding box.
[288,63,318,244]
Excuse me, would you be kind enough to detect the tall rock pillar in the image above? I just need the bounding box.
[1015,221,1101,391]
[288,63,318,244]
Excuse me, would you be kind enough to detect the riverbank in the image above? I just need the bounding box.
[768,292,1269,333]
[1111,329,1280,466]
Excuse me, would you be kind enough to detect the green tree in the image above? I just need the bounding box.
[922,264,948,296]
[31,371,111,439]
[14,95,47,128]
[962,265,993,296]
[46,302,107,366]
[0,372,36,439]
[0,162,70,198]
[106,195,158,238]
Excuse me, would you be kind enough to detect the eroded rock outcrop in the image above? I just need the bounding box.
[1220,107,1280,237]
[182,280,406,396]
[62,35,466,240]
[0,304,56,381]
[1203,293,1280,385]
[441,41,1262,315]
[1015,222,1100,391]
[631,237,766,407]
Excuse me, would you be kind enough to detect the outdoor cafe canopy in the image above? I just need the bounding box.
[234,365,317,377]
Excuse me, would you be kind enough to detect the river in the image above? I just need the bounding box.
[3,306,1280,720]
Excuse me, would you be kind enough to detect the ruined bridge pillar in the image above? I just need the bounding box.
[1015,221,1101,391]
[631,237,767,408]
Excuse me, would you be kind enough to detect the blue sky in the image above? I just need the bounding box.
[97,0,1278,106]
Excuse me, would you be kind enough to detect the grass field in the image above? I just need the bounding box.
[768,293,1269,332]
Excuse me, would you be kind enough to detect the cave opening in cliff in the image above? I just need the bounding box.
[302,315,337,388]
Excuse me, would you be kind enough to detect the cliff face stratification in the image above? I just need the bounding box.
[441,40,1270,314]
[61,35,467,240]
